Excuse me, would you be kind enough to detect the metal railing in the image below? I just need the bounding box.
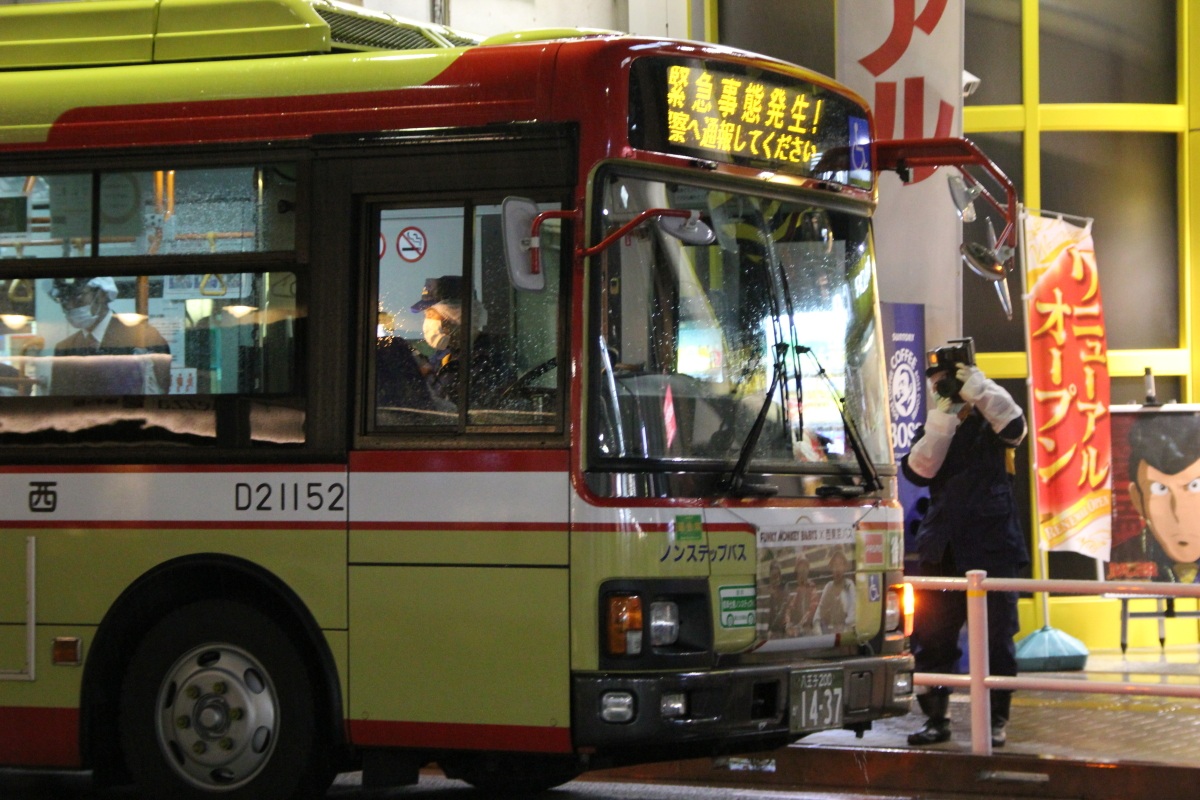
[910,572,1200,756]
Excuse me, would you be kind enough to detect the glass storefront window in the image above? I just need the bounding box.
[1041,131,1178,350]
[1039,0,1176,104]
[965,0,1023,106]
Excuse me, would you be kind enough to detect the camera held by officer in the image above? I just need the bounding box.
[926,337,976,405]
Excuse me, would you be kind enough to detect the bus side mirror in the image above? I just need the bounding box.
[501,196,546,292]
[961,218,1015,320]
[948,174,982,223]
[876,138,1019,321]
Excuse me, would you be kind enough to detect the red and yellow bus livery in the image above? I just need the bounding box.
[0,1,1013,796]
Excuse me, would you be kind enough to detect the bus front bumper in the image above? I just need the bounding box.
[571,653,914,754]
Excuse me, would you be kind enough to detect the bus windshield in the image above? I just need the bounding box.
[590,172,889,481]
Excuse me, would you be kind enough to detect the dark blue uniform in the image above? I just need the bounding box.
[902,404,1028,733]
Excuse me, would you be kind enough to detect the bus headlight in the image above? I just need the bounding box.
[648,601,679,646]
[599,580,712,669]
[660,692,688,718]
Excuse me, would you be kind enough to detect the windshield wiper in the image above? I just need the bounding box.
[799,347,882,498]
[721,341,788,498]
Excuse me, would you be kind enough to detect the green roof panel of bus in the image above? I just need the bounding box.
[0,0,160,69]
[479,28,623,46]
[0,0,486,70]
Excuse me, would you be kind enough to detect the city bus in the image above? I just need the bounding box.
[0,1,1015,797]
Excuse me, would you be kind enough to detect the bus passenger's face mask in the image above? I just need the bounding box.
[423,317,448,350]
[66,305,100,331]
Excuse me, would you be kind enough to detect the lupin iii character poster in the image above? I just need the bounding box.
[1107,406,1200,583]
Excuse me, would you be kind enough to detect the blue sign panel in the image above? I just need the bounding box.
[881,301,927,568]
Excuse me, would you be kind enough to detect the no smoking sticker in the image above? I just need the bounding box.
[397,226,427,262]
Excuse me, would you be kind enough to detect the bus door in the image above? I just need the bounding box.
[335,132,578,753]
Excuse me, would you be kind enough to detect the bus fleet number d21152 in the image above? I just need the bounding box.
[234,480,347,513]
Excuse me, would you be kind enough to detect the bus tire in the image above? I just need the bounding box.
[117,599,329,800]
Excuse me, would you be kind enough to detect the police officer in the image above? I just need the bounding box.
[901,347,1028,747]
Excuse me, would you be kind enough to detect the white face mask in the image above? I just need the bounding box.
[66,305,100,331]
[423,317,448,350]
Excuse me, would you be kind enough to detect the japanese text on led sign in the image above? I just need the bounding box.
[665,65,826,169]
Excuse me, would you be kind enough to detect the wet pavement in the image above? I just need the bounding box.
[800,645,1200,767]
[604,645,1200,799]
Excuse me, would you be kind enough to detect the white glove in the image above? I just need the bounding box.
[936,393,965,418]
[954,362,1024,438]
[926,377,949,409]
[907,384,963,479]
[956,363,987,404]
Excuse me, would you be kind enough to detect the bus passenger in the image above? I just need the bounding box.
[48,277,171,396]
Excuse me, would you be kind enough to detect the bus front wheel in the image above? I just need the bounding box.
[117,599,328,799]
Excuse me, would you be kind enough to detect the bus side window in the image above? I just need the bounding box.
[469,204,561,428]
[0,272,305,447]
[374,207,466,428]
[371,203,563,432]
[0,167,295,261]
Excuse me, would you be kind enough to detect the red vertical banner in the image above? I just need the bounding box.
[1024,212,1112,561]
[836,0,964,349]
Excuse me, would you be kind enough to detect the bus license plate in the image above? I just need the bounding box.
[789,668,844,733]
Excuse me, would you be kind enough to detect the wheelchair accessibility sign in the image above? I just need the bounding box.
[849,116,871,173]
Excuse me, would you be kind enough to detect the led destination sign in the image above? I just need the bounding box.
[668,64,824,165]
[630,58,872,188]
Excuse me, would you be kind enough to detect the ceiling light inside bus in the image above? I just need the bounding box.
[114,312,148,326]
[225,304,258,319]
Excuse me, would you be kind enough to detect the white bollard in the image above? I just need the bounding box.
[966,569,992,756]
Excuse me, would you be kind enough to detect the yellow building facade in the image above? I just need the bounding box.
[708,0,1200,651]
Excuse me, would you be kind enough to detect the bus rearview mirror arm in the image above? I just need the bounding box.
[503,197,715,290]
[875,137,1019,320]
